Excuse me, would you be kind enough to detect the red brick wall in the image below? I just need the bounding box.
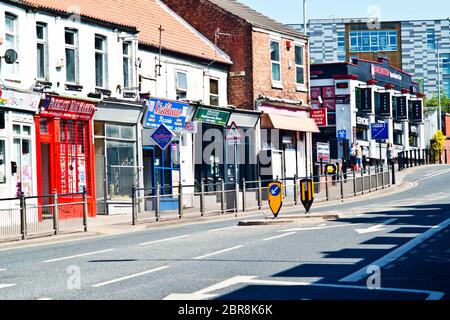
[252,32,309,107]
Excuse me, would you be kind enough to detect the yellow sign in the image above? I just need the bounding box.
[268,182,283,218]
[300,179,315,213]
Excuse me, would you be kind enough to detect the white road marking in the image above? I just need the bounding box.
[138,235,191,246]
[263,232,297,241]
[208,226,238,233]
[194,246,244,260]
[417,169,450,182]
[92,266,169,287]
[340,218,450,283]
[355,218,398,234]
[282,223,363,232]
[164,276,444,300]
[0,284,16,290]
[36,298,53,300]
[0,269,6,272]
[42,249,116,263]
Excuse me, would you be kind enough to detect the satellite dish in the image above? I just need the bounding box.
[3,49,18,64]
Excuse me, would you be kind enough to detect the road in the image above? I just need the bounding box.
[0,165,449,300]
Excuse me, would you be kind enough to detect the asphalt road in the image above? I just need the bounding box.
[0,165,449,300]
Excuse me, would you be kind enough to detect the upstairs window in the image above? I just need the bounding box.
[5,13,18,75]
[65,28,79,83]
[176,71,188,100]
[295,45,305,85]
[36,23,48,80]
[209,78,219,106]
[427,29,436,50]
[123,42,132,89]
[95,35,107,88]
[270,40,281,82]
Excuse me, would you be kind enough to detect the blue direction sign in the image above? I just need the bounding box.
[151,124,175,150]
[337,130,347,139]
[371,122,389,140]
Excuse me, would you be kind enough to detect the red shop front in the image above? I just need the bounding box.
[35,95,98,218]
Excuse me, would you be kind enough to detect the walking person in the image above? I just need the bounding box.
[387,142,395,169]
[355,145,363,172]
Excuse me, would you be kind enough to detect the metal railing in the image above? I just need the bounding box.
[398,148,448,171]
[131,166,393,225]
[0,188,88,242]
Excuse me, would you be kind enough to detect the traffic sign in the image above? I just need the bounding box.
[300,179,315,213]
[151,123,175,150]
[268,182,283,218]
[371,123,389,140]
[226,121,243,143]
[337,130,347,140]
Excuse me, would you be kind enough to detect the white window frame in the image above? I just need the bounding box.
[4,13,18,76]
[176,70,188,100]
[209,77,220,106]
[270,40,282,85]
[36,22,48,81]
[95,34,108,88]
[65,28,79,84]
[295,44,305,86]
[123,41,132,89]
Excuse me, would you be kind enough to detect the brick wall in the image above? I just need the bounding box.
[252,32,309,107]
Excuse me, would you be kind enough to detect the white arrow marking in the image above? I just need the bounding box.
[355,218,398,234]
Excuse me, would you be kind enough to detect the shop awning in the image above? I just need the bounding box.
[261,113,320,133]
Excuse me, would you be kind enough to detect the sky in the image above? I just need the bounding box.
[239,0,450,24]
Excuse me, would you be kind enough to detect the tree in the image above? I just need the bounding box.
[424,88,450,115]
[431,130,445,162]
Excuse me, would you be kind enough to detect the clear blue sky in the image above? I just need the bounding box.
[239,0,450,24]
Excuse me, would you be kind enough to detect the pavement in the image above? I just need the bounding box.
[0,164,449,300]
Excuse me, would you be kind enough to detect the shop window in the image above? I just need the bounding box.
[356,126,368,141]
[123,42,132,88]
[5,13,18,75]
[295,45,305,85]
[95,35,107,88]
[13,124,21,135]
[0,140,5,184]
[36,22,48,80]
[0,111,5,129]
[394,132,403,145]
[176,71,188,100]
[65,28,79,83]
[106,141,135,166]
[209,78,219,106]
[270,40,281,82]
[12,137,32,196]
[40,118,48,133]
[105,124,135,140]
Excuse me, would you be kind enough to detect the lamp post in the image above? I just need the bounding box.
[437,36,442,131]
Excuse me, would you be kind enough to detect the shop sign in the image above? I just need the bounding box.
[394,123,403,131]
[323,100,336,111]
[359,88,372,114]
[151,123,175,150]
[143,98,188,131]
[356,117,370,126]
[193,107,230,126]
[379,92,391,117]
[310,108,328,126]
[0,88,41,113]
[396,96,408,120]
[42,96,97,120]
[183,121,197,133]
[317,142,330,163]
[410,100,423,123]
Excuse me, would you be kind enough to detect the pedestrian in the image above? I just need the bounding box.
[355,145,363,172]
[387,142,395,167]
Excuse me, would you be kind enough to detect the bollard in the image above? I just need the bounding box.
[415,149,418,166]
[53,189,59,235]
[353,170,356,196]
[155,183,160,222]
[381,167,385,189]
[242,178,246,212]
[325,172,329,201]
[293,175,298,205]
[257,178,262,210]
[131,185,137,226]
[19,192,27,240]
[82,186,88,232]
[340,173,344,200]
[178,181,183,219]
[221,179,225,215]
[200,180,205,217]
[391,161,396,185]
[368,167,372,192]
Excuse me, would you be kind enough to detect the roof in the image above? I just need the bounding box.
[206,0,307,39]
[21,0,231,64]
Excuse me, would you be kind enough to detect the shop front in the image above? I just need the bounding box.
[35,95,98,217]
[0,88,41,199]
[141,97,190,211]
[94,99,144,215]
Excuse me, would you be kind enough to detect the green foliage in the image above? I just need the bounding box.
[424,88,450,114]
[431,130,445,161]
